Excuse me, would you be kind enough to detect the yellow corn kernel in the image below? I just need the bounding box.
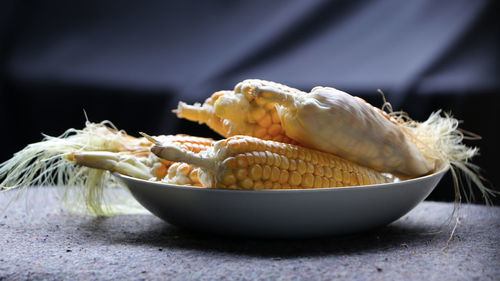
[236,155,248,168]
[235,168,248,181]
[268,124,282,136]
[249,164,263,180]
[295,160,306,175]
[333,168,343,182]
[279,170,289,184]
[251,107,267,121]
[254,181,264,190]
[279,156,290,170]
[306,163,314,174]
[322,177,330,188]
[350,173,359,186]
[342,170,351,184]
[313,176,323,188]
[254,127,267,139]
[262,165,272,180]
[240,178,254,189]
[189,168,201,184]
[271,166,281,182]
[257,114,272,128]
[302,174,314,188]
[265,151,274,166]
[222,172,237,185]
[289,171,302,186]
[324,166,332,178]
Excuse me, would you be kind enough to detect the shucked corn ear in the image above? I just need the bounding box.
[174,80,298,143]
[68,150,205,187]
[150,135,394,190]
[65,134,212,185]
[67,150,166,180]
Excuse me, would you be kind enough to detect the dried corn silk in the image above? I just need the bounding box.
[0,122,153,215]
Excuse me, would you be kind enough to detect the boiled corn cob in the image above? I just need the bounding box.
[174,80,299,143]
[150,135,394,190]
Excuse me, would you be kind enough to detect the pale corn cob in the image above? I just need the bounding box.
[174,90,232,138]
[148,134,212,186]
[154,135,215,165]
[174,80,299,143]
[68,150,203,187]
[68,134,214,185]
[66,150,168,180]
[150,135,394,190]
[244,82,434,177]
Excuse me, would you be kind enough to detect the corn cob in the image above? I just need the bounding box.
[174,80,299,143]
[243,83,434,177]
[174,90,232,138]
[68,150,205,187]
[67,134,213,185]
[153,134,215,165]
[150,135,394,190]
[66,151,167,180]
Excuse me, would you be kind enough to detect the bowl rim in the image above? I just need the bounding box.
[115,163,450,194]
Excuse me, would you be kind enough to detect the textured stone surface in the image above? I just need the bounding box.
[0,187,499,280]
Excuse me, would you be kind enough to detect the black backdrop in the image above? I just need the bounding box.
[1,0,499,203]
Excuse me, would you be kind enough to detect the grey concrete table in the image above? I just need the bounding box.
[1,187,499,281]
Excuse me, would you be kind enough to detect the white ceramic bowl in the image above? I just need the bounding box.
[115,165,449,238]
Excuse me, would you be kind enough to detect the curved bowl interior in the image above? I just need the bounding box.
[115,166,449,238]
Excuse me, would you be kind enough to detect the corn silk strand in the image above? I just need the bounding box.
[391,109,497,205]
[0,121,146,216]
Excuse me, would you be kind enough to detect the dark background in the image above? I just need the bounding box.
[1,0,499,204]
